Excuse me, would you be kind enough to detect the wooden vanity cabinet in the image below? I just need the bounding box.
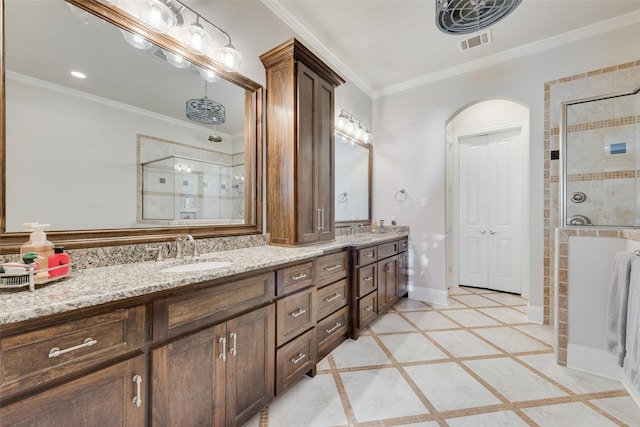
[261,38,344,246]
[398,238,409,298]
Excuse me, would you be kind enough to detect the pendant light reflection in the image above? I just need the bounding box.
[162,49,191,69]
[199,67,221,83]
[120,29,153,50]
[137,0,177,34]
[335,110,372,146]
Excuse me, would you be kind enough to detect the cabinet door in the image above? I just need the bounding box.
[226,305,275,427]
[1,355,145,427]
[398,252,409,297]
[152,325,226,427]
[316,76,335,241]
[377,256,399,313]
[296,62,320,244]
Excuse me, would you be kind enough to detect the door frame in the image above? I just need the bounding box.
[446,121,530,298]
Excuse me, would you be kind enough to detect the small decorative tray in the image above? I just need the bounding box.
[0,264,71,292]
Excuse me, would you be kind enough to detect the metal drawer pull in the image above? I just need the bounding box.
[219,336,227,362]
[291,353,306,364]
[291,273,307,281]
[363,276,373,282]
[291,308,307,318]
[325,322,342,334]
[316,209,322,231]
[324,293,342,303]
[132,375,143,408]
[364,305,374,312]
[324,264,341,272]
[364,253,374,258]
[230,332,237,357]
[48,337,97,358]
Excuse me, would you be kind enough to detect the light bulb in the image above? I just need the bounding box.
[162,49,191,69]
[337,115,348,131]
[121,29,153,50]
[345,119,357,136]
[219,44,242,72]
[199,67,221,83]
[363,130,373,144]
[354,125,365,141]
[183,18,212,56]
[137,0,177,34]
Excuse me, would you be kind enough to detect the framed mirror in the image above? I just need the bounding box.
[0,0,263,254]
[334,137,372,223]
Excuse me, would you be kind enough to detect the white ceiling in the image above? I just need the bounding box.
[262,0,640,98]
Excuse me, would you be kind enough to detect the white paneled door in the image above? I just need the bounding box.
[458,128,523,294]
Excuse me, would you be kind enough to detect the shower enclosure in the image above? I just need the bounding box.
[561,88,640,227]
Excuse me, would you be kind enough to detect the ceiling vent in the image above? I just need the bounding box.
[458,29,492,51]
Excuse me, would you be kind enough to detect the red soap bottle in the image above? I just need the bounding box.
[48,246,70,278]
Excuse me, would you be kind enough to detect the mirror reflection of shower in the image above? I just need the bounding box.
[561,87,639,227]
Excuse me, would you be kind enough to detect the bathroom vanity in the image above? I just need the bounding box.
[0,232,408,426]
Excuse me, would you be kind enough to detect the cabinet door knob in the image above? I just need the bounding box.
[219,336,227,362]
[229,332,237,357]
[132,374,143,408]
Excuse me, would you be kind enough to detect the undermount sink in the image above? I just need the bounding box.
[160,261,233,273]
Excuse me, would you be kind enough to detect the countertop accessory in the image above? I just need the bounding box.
[0,263,71,292]
[395,189,408,201]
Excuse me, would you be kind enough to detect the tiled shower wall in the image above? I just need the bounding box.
[544,60,640,325]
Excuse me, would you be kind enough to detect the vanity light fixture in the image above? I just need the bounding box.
[218,43,243,73]
[183,16,212,56]
[435,0,522,34]
[199,67,221,83]
[335,109,373,145]
[137,0,179,34]
[162,49,192,69]
[120,29,153,50]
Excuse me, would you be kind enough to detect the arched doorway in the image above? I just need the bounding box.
[445,99,530,298]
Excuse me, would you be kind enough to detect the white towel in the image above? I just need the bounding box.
[605,251,636,366]
[623,257,640,391]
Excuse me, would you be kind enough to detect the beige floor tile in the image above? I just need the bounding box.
[445,410,530,427]
[477,307,527,324]
[392,298,432,312]
[482,292,527,306]
[339,368,429,423]
[514,324,555,346]
[378,333,448,363]
[440,309,502,327]
[590,396,640,426]
[466,287,499,294]
[330,336,392,369]
[442,299,469,309]
[404,362,502,411]
[262,374,348,427]
[402,310,460,330]
[473,327,552,353]
[512,305,528,314]
[428,330,502,358]
[449,287,474,295]
[450,294,500,308]
[518,353,623,394]
[522,402,619,427]
[369,312,417,334]
[464,357,568,401]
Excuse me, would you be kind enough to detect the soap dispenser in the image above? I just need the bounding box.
[20,223,54,283]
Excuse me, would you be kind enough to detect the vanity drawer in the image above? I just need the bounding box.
[276,261,313,296]
[154,272,275,339]
[1,305,146,397]
[358,291,378,329]
[378,241,399,259]
[316,306,348,360]
[317,278,348,320]
[398,238,409,253]
[276,287,316,346]
[275,328,316,395]
[314,251,348,287]
[357,245,378,266]
[357,264,377,297]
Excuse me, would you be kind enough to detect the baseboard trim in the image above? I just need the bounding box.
[411,287,449,306]
[567,343,622,381]
[527,304,544,324]
[622,376,640,409]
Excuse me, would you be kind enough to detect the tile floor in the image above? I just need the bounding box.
[244,286,640,426]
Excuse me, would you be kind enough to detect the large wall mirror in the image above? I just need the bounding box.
[334,136,372,224]
[0,0,263,254]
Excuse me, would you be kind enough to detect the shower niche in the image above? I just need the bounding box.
[141,155,245,224]
[561,87,640,227]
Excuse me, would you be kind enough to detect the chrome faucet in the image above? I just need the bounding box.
[176,234,198,259]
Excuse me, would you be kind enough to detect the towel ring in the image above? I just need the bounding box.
[338,192,349,203]
[395,189,407,201]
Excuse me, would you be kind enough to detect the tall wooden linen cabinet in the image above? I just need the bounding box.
[260,39,345,246]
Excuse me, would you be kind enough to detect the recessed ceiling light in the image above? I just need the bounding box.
[70,71,87,79]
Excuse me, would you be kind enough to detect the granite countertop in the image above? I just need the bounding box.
[0,232,407,326]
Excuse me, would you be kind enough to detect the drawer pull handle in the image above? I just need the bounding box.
[290,308,307,318]
[324,293,342,303]
[324,264,341,272]
[364,305,374,312]
[363,276,373,282]
[132,374,143,408]
[230,332,238,357]
[291,353,306,364]
[364,253,374,258]
[48,337,97,358]
[292,273,307,281]
[219,336,227,362]
[325,322,342,334]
